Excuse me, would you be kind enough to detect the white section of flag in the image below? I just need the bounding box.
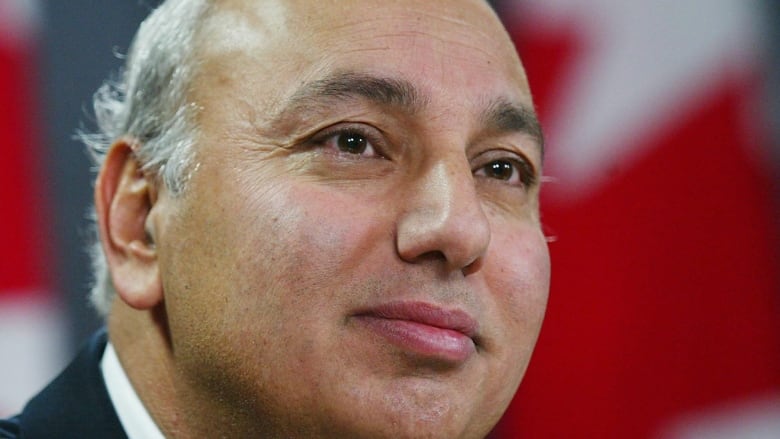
[0,295,68,416]
[658,394,780,439]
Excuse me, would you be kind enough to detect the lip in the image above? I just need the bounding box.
[351,301,478,364]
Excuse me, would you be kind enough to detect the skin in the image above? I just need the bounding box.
[97,0,550,438]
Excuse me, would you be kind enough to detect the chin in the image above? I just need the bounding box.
[320,383,497,439]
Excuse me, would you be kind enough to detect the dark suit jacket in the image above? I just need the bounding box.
[0,330,128,438]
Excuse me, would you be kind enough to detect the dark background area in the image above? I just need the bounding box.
[41,0,162,347]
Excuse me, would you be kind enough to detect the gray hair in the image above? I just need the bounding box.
[78,0,210,316]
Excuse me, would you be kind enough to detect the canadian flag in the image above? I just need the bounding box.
[492,1,780,438]
[0,0,66,416]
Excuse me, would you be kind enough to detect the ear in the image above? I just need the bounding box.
[95,139,163,310]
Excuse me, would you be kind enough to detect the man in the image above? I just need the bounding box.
[1,0,550,437]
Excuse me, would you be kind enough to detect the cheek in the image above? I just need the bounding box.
[164,179,392,390]
[483,225,550,368]
[263,184,387,280]
[221,181,392,331]
[450,224,550,421]
[493,224,550,311]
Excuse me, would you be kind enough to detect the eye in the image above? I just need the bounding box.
[319,129,380,158]
[473,154,536,188]
[480,160,515,181]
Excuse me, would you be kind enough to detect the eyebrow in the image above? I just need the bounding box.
[481,98,545,156]
[279,71,426,119]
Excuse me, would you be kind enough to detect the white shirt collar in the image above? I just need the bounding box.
[100,342,166,439]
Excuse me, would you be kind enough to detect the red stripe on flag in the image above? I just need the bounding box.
[0,33,51,296]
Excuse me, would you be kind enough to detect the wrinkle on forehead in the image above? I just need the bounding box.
[199,0,518,60]
[311,6,518,59]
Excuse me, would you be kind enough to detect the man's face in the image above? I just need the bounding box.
[152,0,550,437]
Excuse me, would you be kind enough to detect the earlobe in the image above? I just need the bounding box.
[95,139,164,310]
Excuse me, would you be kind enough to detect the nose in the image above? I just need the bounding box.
[396,158,491,274]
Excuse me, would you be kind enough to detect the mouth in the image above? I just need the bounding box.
[351,301,479,364]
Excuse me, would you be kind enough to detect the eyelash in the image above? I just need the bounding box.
[308,124,386,159]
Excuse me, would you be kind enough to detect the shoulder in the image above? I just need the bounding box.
[0,416,21,438]
[11,330,128,439]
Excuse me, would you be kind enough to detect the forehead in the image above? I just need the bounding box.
[195,0,530,101]
[187,0,542,164]
[203,0,509,44]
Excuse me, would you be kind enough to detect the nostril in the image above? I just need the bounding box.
[461,256,483,276]
[400,249,448,265]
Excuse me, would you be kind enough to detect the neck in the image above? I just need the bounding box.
[107,301,194,437]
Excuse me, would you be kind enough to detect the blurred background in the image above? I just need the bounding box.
[0,1,778,437]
